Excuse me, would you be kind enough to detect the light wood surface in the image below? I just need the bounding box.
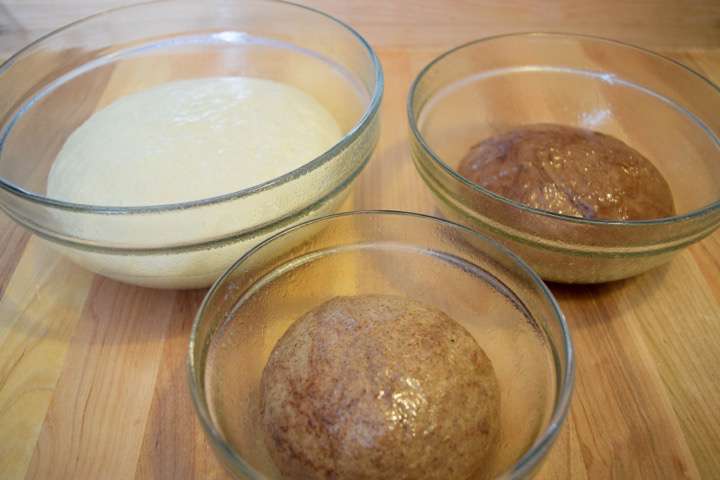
[1,2,720,479]
[2,0,720,57]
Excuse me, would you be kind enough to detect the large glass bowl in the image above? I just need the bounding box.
[189,210,574,479]
[409,33,720,283]
[0,0,382,288]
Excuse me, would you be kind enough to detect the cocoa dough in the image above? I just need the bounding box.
[457,123,676,220]
[260,295,500,480]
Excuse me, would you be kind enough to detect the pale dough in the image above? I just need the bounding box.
[45,77,342,288]
[48,77,341,205]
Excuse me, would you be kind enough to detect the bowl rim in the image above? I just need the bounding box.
[187,209,575,480]
[0,0,384,214]
[407,31,720,227]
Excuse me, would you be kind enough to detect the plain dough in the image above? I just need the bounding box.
[48,76,341,205]
[260,295,500,480]
[43,77,342,288]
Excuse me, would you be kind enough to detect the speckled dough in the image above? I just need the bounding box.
[458,123,676,220]
[260,295,500,480]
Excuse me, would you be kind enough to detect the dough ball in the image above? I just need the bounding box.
[458,123,675,220]
[260,294,500,480]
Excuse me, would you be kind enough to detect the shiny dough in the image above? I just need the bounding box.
[260,295,500,480]
[458,124,675,220]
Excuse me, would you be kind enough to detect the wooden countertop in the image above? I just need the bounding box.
[1,2,719,479]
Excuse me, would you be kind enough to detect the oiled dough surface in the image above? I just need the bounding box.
[260,295,500,480]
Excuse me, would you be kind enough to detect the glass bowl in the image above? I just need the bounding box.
[408,33,720,283]
[188,210,574,479]
[0,0,382,288]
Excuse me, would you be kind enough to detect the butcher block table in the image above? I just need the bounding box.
[1,1,720,479]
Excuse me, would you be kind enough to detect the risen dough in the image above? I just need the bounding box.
[43,77,342,288]
[260,295,500,480]
[48,76,341,205]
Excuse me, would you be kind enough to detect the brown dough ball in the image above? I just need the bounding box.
[260,295,500,480]
[458,123,676,220]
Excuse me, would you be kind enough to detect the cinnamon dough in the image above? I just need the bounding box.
[260,295,500,480]
[458,124,675,220]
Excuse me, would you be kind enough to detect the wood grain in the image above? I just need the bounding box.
[0,238,94,479]
[25,280,177,479]
[1,2,719,479]
[1,0,720,59]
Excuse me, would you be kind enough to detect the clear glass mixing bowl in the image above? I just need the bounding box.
[189,211,574,479]
[0,0,383,288]
[409,33,720,283]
